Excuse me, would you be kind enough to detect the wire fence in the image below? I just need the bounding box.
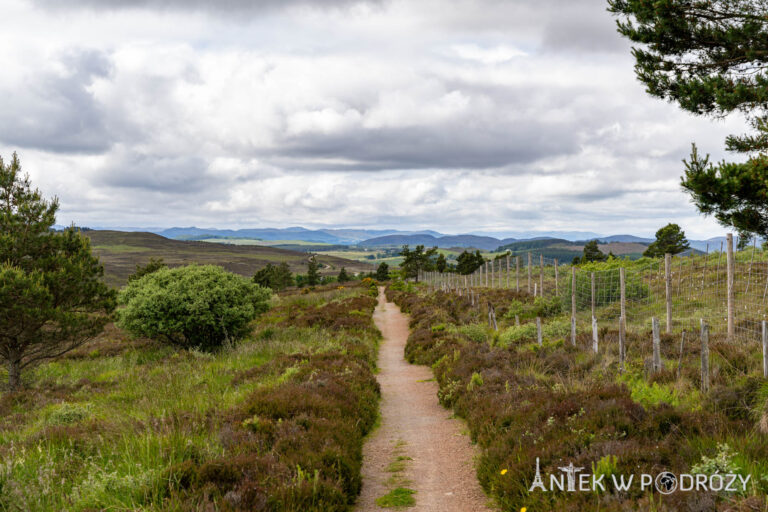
[420,234,768,344]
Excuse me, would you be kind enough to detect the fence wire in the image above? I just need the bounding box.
[421,242,768,342]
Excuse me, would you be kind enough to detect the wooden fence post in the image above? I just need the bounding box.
[491,258,495,288]
[571,267,577,346]
[540,254,544,297]
[592,317,598,353]
[665,253,672,334]
[528,252,532,293]
[536,317,542,346]
[652,317,661,373]
[620,267,626,367]
[488,302,498,331]
[485,261,489,288]
[571,317,576,347]
[726,233,735,340]
[701,319,710,392]
[763,321,768,378]
[506,254,510,289]
[590,272,596,320]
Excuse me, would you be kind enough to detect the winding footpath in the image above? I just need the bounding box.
[355,288,493,512]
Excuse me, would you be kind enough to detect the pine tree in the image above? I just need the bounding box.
[253,262,294,291]
[436,253,447,273]
[375,262,390,281]
[128,257,166,282]
[456,250,485,275]
[337,267,350,283]
[0,153,116,390]
[399,245,438,281]
[581,240,608,263]
[610,1,768,238]
[643,223,691,257]
[307,255,320,286]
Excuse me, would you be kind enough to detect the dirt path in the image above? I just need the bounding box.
[355,288,493,512]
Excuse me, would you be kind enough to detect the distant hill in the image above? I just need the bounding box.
[77,225,731,254]
[157,226,446,245]
[358,234,503,251]
[159,226,346,244]
[85,230,368,287]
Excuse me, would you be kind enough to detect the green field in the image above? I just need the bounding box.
[0,284,381,511]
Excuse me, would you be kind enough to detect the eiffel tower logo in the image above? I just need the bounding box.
[529,457,546,492]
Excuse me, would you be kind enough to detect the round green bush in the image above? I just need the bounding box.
[117,265,272,351]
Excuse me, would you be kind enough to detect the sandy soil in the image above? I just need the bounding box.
[354,288,494,512]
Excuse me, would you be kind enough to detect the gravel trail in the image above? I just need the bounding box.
[355,287,493,512]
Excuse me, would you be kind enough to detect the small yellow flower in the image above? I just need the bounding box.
[520,508,527,512]
[500,469,508,475]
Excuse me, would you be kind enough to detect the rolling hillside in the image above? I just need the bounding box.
[358,234,513,251]
[498,238,651,261]
[86,231,370,287]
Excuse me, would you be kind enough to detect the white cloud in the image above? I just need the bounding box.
[451,44,527,64]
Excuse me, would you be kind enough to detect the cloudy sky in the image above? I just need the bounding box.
[0,0,747,238]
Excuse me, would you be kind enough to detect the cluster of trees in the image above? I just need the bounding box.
[254,262,294,290]
[399,245,492,279]
[572,224,692,265]
[252,255,392,290]
[400,245,439,281]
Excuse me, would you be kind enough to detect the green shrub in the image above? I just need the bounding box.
[117,265,272,351]
[47,402,93,425]
[690,443,740,475]
[467,372,484,391]
[532,296,563,318]
[498,323,537,345]
[459,323,490,343]
[542,319,571,339]
[501,300,525,320]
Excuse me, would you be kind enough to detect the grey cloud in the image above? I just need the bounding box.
[97,153,213,193]
[30,0,381,13]
[259,80,616,171]
[540,7,627,54]
[272,120,579,171]
[0,50,112,154]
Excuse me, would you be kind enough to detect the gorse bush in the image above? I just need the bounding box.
[117,265,272,351]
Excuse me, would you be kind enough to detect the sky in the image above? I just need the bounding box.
[0,0,748,238]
